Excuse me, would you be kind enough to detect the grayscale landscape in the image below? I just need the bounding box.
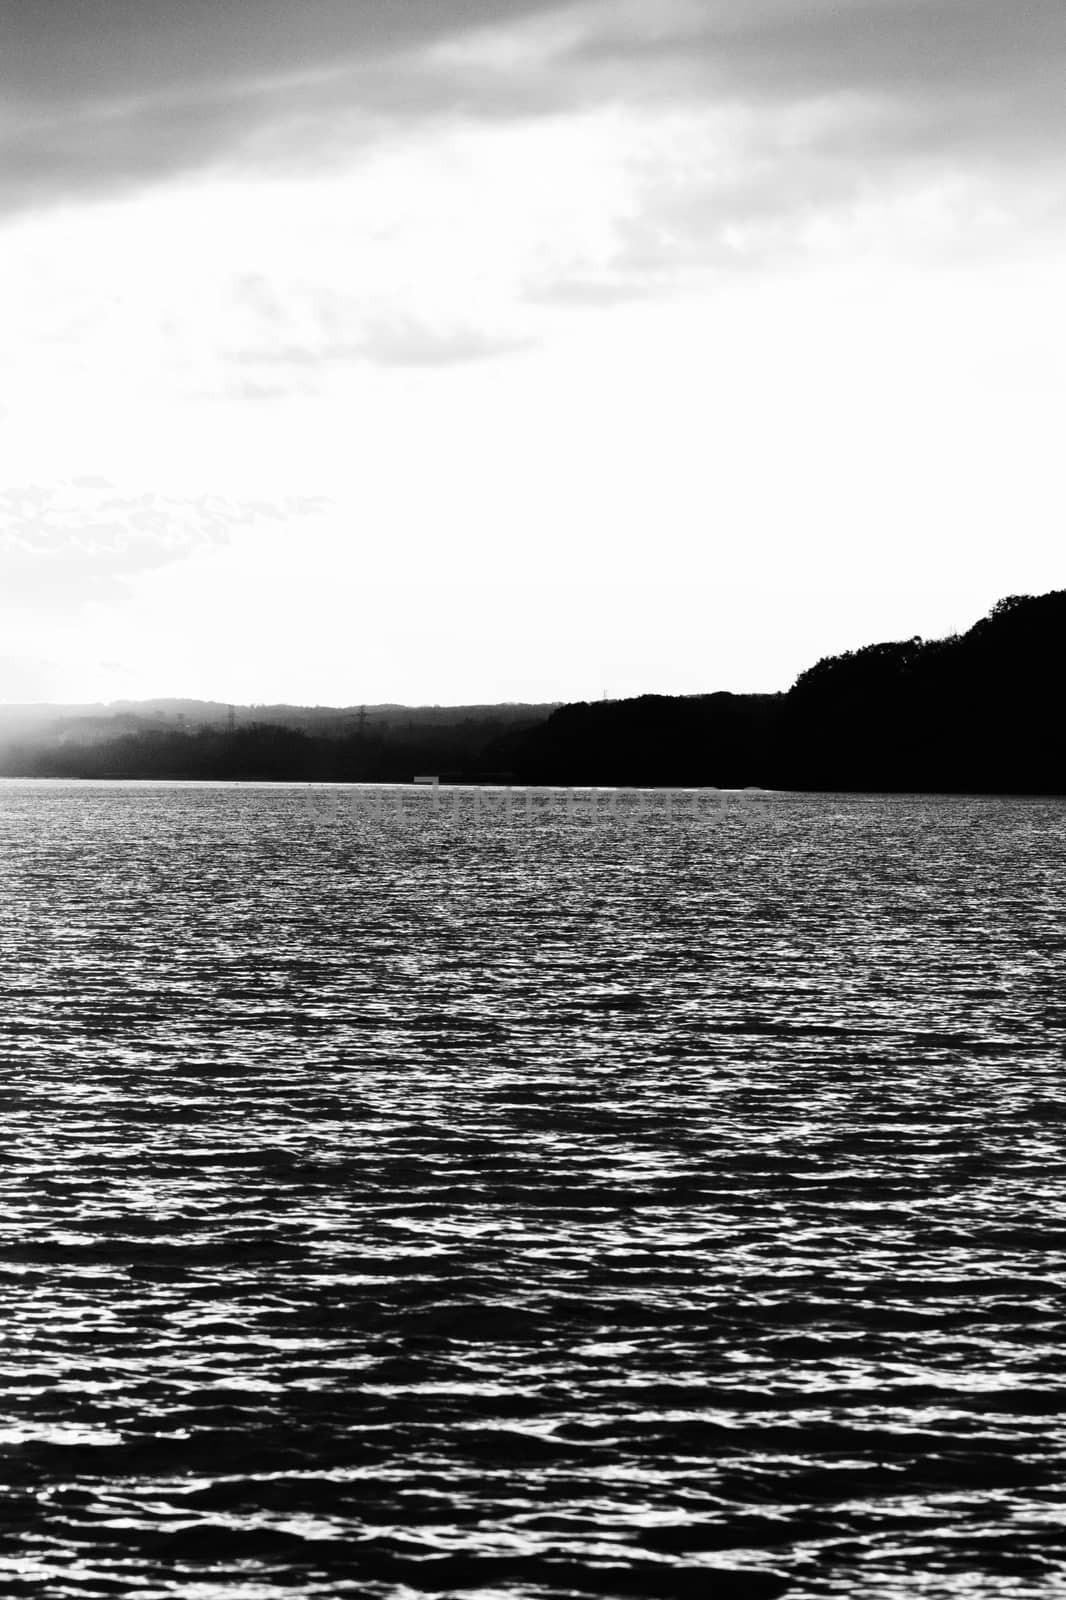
[2,1,1064,1596]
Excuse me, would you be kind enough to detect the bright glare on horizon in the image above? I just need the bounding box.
[0,0,1063,706]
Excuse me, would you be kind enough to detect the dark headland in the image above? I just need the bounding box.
[2,590,1063,791]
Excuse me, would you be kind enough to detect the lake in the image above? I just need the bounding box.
[1,781,1064,1598]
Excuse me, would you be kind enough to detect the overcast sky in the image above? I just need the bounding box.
[2,0,1063,704]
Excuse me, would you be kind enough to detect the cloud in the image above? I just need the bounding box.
[4,1,1060,218]
[2,0,1062,394]
[328,315,530,371]
[0,0,572,211]
[219,273,530,382]
[0,479,325,603]
[572,0,1061,99]
[2,0,559,107]
[505,0,1066,304]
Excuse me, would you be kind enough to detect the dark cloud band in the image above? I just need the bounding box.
[1,0,1062,214]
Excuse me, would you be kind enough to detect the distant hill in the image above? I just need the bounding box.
[779,590,1066,791]
[0,591,1061,790]
[485,691,783,787]
[490,590,1066,792]
[0,699,556,736]
[0,701,557,782]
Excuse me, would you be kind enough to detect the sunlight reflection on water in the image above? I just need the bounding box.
[0,783,1064,1597]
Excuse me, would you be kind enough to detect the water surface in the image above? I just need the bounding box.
[1,783,1064,1598]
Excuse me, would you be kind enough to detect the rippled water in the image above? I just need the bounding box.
[1,781,1065,1599]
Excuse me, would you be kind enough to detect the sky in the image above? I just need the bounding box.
[1,0,1063,706]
